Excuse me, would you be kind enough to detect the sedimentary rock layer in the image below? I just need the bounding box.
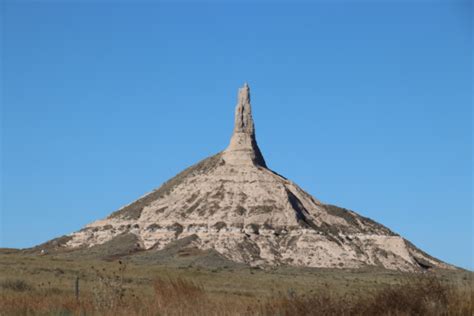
[39,84,452,272]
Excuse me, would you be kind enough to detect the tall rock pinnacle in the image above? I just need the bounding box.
[223,83,267,167]
[233,83,255,135]
[38,83,453,272]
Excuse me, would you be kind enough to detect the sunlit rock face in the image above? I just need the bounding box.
[223,83,266,167]
[55,84,451,271]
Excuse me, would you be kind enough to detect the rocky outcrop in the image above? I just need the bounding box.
[41,84,453,272]
[223,83,266,167]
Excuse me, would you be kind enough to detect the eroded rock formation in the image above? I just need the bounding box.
[224,83,266,167]
[39,84,452,272]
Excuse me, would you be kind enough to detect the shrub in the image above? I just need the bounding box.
[0,279,33,292]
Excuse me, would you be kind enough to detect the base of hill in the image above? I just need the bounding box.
[0,249,471,315]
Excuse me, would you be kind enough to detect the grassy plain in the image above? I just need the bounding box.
[0,248,472,315]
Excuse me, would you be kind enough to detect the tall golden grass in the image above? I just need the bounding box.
[259,276,473,316]
[0,274,472,315]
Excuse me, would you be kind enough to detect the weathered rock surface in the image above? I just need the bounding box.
[223,82,266,167]
[40,84,452,272]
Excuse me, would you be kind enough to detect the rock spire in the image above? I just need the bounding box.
[233,82,255,135]
[34,83,453,272]
[223,83,267,167]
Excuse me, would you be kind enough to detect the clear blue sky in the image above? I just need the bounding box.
[1,1,472,269]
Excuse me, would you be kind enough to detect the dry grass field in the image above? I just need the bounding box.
[0,248,472,315]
